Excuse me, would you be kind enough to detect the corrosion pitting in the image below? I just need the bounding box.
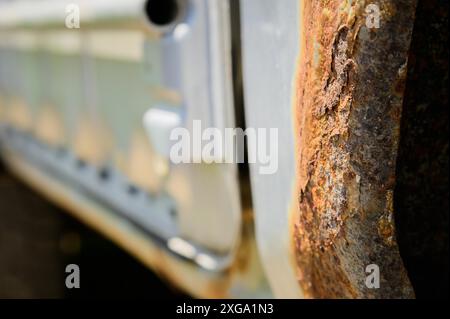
[293,0,417,298]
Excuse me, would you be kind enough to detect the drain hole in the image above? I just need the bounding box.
[144,0,179,26]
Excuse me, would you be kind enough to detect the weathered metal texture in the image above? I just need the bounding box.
[293,0,417,298]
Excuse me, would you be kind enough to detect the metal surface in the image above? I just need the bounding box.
[0,0,269,297]
[240,0,303,298]
[0,0,438,299]
[0,125,232,272]
[293,0,417,298]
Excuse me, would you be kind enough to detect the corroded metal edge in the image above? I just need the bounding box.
[293,0,417,298]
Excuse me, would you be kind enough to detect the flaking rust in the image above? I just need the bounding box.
[293,0,417,298]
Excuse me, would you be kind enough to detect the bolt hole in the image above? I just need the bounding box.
[127,184,140,196]
[98,167,110,181]
[144,0,179,27]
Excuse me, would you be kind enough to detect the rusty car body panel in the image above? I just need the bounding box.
[0,0,447,298]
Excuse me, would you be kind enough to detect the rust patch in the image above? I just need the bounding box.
[377,191,396,247]
[293,0,417,298]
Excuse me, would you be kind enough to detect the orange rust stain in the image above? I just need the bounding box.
[292,0,416,298]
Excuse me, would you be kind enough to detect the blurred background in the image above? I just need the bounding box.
[0,160,184,298]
